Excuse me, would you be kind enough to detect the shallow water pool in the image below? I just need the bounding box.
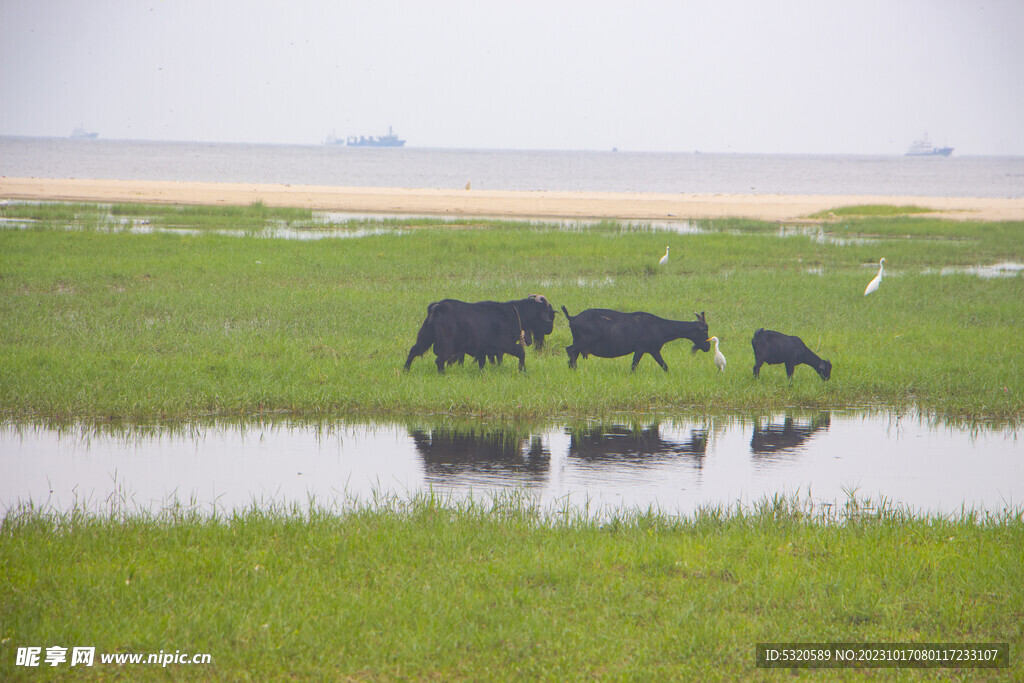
[2,411,1020,519]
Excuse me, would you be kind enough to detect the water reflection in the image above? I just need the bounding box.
[751,412,831,456]
[567,424,707,464]
[2,411,1020,519]
[410,427,550,485]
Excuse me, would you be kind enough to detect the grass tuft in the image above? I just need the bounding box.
[811,204,938,218]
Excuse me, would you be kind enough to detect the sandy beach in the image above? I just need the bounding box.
[3,177,1023,222]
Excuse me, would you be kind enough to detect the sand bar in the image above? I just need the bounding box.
[3,177,1023,222]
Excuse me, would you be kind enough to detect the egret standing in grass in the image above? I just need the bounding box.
[659,246,670,266]
[708,336,726,372]
[864,257,886,296]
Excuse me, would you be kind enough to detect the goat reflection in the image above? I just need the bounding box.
[567,424,707,465]
[409,428,550,482]
[750,413,831,455]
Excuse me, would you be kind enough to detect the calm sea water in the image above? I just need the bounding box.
[3,136,1023,197]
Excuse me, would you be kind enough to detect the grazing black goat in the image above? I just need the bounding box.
[751,328,832,381]
[562,307,710,371]
[404,295,555,373]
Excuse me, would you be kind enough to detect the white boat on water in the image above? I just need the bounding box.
[70,127,98,140]
[905,134,952,157]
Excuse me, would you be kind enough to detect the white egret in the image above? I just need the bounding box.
[708,336,726,372]
[659,246,670,265]
[864,257,886,296]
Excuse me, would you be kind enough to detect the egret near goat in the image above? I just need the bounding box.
[659,246,669,266]
[864,257,886,296]
[708,336,726,372]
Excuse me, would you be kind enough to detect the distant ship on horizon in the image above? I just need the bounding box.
[70,126,98,140]
[324,125,405,148]
[905,134,952,157]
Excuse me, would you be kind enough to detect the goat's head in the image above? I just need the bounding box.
[815,359,833,381]
[517,295,555,349]
[526,294,556,330]
[691,311,711,353]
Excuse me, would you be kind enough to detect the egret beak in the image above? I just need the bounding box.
[706,338,713,342]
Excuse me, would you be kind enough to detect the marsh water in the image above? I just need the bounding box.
[3,411,1020,519]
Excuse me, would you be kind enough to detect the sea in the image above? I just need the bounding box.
[3,136,1023,198]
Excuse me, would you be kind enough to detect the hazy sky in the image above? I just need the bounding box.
[2,1,1022,154]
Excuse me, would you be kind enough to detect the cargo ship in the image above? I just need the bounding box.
[344,125,405,147]
[70,127,98,140]
[905,134,952,157]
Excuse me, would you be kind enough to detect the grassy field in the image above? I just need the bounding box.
[2,495,1021,680]
[1,202,1022,421]
[3,202,1023,679]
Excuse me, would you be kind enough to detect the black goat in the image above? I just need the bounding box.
[562,307,710,371]
[404,295,555,373]
[751,328,832,381]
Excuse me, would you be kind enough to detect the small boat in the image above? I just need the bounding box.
[70,127,98,140]
[905,134,952,157]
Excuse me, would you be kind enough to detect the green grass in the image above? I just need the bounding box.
[2,200,312,224]
[2,203,1023,421]
[2,494,1021,680]
[810,204,938,219]
[3,203,1022,679]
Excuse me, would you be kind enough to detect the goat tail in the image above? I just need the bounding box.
[751,327,765,349]
[561,305,573,322]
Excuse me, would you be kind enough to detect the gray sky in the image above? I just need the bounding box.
[2,0,1022,155]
